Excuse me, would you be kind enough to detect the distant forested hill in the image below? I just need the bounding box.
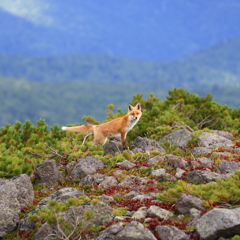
[0,38,239,86]
[0,39,239,127]
[0,76,239,128]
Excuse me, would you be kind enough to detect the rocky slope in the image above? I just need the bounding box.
[1,129,240,240]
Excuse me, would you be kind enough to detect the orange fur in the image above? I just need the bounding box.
[62,103,142,149]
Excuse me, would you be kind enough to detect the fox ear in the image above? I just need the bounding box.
[136,103,141,110]
[128,104,134,111]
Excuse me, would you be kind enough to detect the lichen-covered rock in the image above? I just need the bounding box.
[196,207,240,240]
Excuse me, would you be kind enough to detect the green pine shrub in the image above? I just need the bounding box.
[0,88,239,178]
[157,170,240,208]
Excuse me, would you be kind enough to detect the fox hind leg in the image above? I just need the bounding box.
[93,132,107,146]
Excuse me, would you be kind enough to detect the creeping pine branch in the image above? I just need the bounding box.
[172,102,181,109]
[172,121,194,132]
[44,208,85,240]
[46,145,68,160]
[25,149,55,159]
[82,133,92,145]
[197,115,214,128]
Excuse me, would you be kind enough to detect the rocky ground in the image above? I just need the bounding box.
[1,129,240,240]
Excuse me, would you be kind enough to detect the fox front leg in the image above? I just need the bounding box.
[120,132,128,150]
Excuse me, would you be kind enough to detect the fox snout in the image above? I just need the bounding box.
[130,115,139,121]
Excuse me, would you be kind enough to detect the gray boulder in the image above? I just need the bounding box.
[155,225,189,240]
[35,201,114,240]
[0,180,20,212]
[151,168,177,182]
[187,170,226,183]
[131,207,147,220]
[175,194,204,214]
[19,187,86,231]
[217,160,239,173]
[80,173,107,186]
[196,207,240,240]
[116,160,136,169]
[124,191,140,199]
[147,155,166,166]
[34,159,61,185]
[95,221,158,240]
[118,176,139,187]
[100,194,116,204]
[0,174,34,237]
[147,205,174,220]
[198,132,233,148]
[71,156,104,179]
[192,147,212,156]
[198,157,213,168]
[11,174,34,208]
[38,187,86,207]
[99,176,118,188]
[167,155,189,168]
[114,221,157,240]
[175,167,186,179]
[0,205,19,237]
[214,130,234,140]
[94,223,124,240]
[159,129,191,149]
[103,136,123,155]
[131,137,166,154]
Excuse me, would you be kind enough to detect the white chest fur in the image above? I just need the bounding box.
[126,115,140,133]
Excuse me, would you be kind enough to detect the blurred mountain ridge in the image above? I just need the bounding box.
[1,0,240,60]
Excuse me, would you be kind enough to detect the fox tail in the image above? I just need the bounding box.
[61,124,95,134]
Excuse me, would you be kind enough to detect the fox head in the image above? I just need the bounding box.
[128,103,142,121]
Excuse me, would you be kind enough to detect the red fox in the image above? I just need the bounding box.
[62,103,142,149]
